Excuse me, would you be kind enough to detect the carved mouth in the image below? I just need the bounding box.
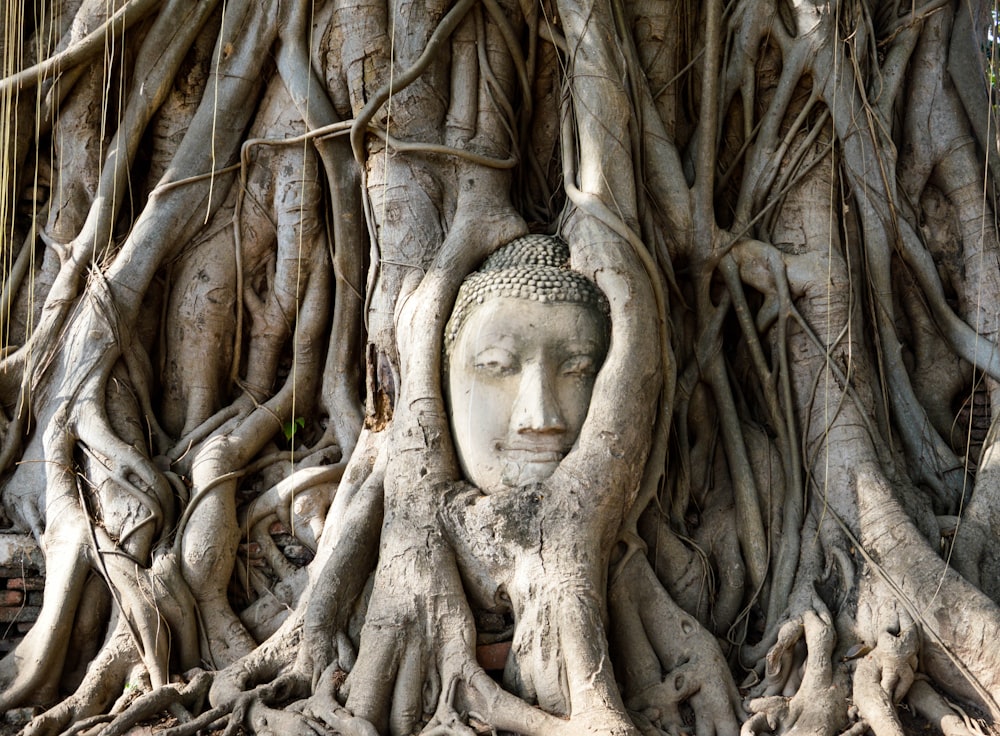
[499,447,567,488]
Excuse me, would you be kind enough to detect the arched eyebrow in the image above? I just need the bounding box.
[466,331,519,352]
[557,338,607,357]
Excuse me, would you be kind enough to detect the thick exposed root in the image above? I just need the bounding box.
[7,3,1000,736]
[610,550,742,736]
[907,680,990,736]
[852,612,919,736]
[743,610,849,736]
[0,522,91,709]
[21,618,137,736]
[239,463,345,554]
[340,544,475,735]
[96,670,213,736]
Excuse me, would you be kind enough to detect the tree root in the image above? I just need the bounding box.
[20,618,137,736]
[0,485,96,708]
[852,612,919,736]
[610,550,742,736]
[907,679,990,736]
[193,675,311,736]
[96,669,213,736]
[239,462,346,554]
[743,609,849,736]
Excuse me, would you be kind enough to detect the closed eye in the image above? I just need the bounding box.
[561,354,597,377]
[473,347,519,376]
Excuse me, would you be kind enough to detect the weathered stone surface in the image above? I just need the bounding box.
[0,534,43,573]
[0,534,44,646]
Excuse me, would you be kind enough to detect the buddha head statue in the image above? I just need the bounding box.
[444,234,611,493]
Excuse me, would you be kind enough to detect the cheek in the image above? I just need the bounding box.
[556,377,597,432]
[451,379,515,447]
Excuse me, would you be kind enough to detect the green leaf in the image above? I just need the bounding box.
[282,416,305,441]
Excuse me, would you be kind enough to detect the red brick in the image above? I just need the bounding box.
[7,577,44,591]
[0,591,23,606]
[476,641,511,671]
[0,567,28,578]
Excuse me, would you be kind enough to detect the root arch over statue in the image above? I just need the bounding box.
[3,1,1000,735]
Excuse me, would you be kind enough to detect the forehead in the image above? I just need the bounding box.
[454,297,607,353]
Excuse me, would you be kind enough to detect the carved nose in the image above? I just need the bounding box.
[513,364,566,434]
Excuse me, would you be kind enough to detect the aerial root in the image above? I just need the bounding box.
[852,611,919,736]
[743,609,849,736]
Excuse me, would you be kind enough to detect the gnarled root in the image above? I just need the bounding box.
[743,609,849,736]
[21,616,138,736]
[907,679,990,736]
[610,549,742,736]
[502,574,637,735]
[340,537,477,735]
[96,669,214,736]
[326,500,578,735]
[852,611,919,736]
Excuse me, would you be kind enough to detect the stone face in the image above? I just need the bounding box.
[444,237,610,496]
[447,297,607,493]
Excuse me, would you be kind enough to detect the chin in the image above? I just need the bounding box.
[501,460,559,488]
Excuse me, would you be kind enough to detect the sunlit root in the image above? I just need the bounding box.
[0,520,91,709]
[176,246,331,666]
[240,463,345,553]
[610,550,742,736]
[340,532,475,735]
[743,610,848,736]
[852,611,919,736]
[334,487,590,735]
[21,617,139,736]
[97,669,213,736]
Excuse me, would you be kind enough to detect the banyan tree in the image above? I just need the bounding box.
[3,0,1000,734]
